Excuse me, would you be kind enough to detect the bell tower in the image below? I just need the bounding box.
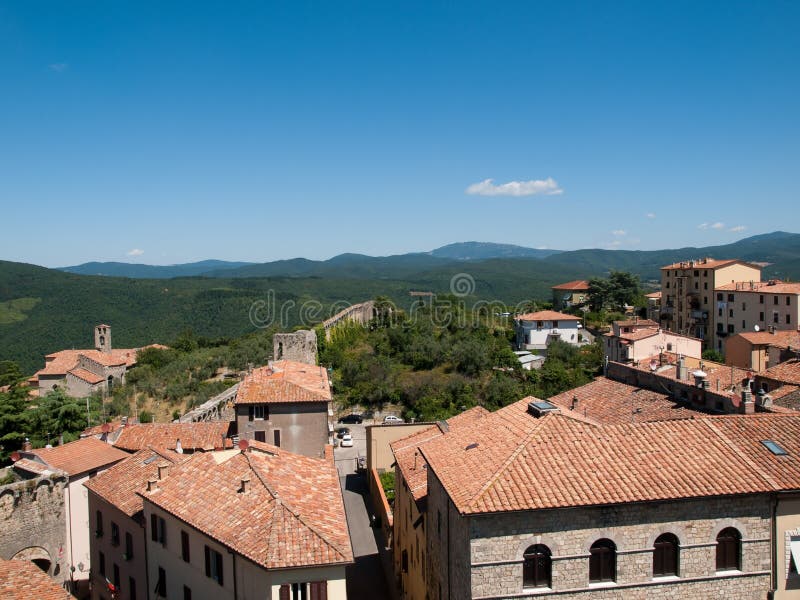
[95,324,112,353]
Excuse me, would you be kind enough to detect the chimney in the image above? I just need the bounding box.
[571,396,579,411]
[740,388,755,414]
[175,439,183,454]
[677,356,688,381]
[157,463,169,480]
[146,479,158,492]
[22,438,32,452]
[240,476,251,494]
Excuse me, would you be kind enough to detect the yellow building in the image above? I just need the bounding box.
[660,258,762,351]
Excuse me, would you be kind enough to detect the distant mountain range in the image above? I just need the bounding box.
[3,231,799,373]
[57,233,800,281]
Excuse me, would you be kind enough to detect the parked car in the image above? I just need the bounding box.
[336,427,350,439]
[356,455,367,473]
[383,415,404,424]
[338,413,363,424]
[340,433,354,447]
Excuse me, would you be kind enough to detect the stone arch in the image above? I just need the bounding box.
[710,519,748,541]
[517,534,565,558]
[646,523,690,548]
[583,530,625,553]
[12,546,52,573]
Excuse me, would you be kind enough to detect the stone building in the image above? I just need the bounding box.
[140,441,352,600]
[28,325,164,398]
[392,395,800,599]
[14,437,128,595]
[273,329,318,365]
[725,329,800,372]
[234,360,332,458]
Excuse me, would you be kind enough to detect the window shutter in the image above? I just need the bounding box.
[248,406,254,421]
[205,546,211,577]
[217,554,224,586]
[310,581,327,600]
[279,584,290,600]
[151,514,158,542]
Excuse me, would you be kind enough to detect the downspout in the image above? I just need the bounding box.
[770,493,778,598]
[230,549,238,600]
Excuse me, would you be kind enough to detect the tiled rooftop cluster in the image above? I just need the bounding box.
[235,360,332,405]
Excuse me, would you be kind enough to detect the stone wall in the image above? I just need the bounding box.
[466,495,771,599]
[0,473,68,583]
[273,330,318,365]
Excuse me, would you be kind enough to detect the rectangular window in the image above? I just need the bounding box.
[125,532,133,560]
[181,531,190,562]
[96,510,103,537]
[151,514,166,546]
[310,581,327,600]
[666,281,670,288]
[704,296,708,305]
[775,312,780,324]
[760,312,765,321]
[729,309,734,318]
[694,270,699,277]
[255,431,266,442]
[788,315,792,325]
[718,308,722,317]
[129,577,136,600]
[742,321,746,329]
[742,302,746,311]
[274,430,281,447]
[775,296,779,305]
[248,406,254,421]
[728,294,735,302]
[694,282,699,289]
[156,567,166,597]
[184,586,192,600]
[113,563,120,587]
[253,405,266,420]
[788,296,792,306]
[717,293,723,301]
[728,324,735,333]
[760,295,764,304]
[99,551,106,577]
[205,546,224,586]
[704,282,708,290]
[111,522,120,546]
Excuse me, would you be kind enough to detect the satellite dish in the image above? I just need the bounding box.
[10,451,20,462]
[754,325,760,332]
[238,439,249,452]
[101,423,111,433]
[649,360,658,371]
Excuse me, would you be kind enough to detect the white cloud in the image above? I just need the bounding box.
[646,212,656,219]
[465,177,563,197]
[49,63,68,72]
[126,248,144,257]
[729,225,746,233]
[698,222,726,230]
[611,229,626,236]
[608,240,622,248]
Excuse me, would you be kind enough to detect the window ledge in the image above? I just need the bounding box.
[715,569,742,576]
[588,581,617,588]
[522,587,552,595]
[651,575,680,582]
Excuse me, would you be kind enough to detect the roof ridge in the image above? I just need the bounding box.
[467,415,552,511]
[266,498,349,565]
[702,420,782,490]
[243,452,280,499]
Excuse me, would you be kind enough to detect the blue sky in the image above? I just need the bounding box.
[1,1,798,267]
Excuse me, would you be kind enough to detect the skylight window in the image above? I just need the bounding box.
[143,455,159,464]
[761,440,788,456]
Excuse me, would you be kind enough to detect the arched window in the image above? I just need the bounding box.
[653,533,679,577]
[716,528,741,571]
[523,544,551,589]
[589,539,616,583]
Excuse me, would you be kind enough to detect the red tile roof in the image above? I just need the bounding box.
[27,437,128,477]
[761,359,800,385]
[420,399,800,515]
[733,330,800,349]
[716,281,800,294]
[391,407,489,504]
[236,360,332,405]
[645,291,662,299]
[515,310,581,322]
[67,368,105,385]
[551,280,589,291]
[13,458,58,476]
[140,445,353,569]
[546,378,700,425]
[84,447,186,517]
[0,559,76,599]
[614,319,659,329]
[113,422,232,452]
[660,258,754,270]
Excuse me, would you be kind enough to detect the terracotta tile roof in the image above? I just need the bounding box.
[761,359,800,385]
[391,407,489,504]
[84,447,186,517]
[34,348,141,379]
[113,422,232,452]
[645,291,662,299]
[551,280,590,291]
[514,310,581,322]
[630,358,752,399]
[67,368,105,385]
[235,360,332,405]
[734,330,800,349]
[81,419,125,438]
[716,281,800,294]
[27,437,128,477]
[547,378,700,425]
[615,329,659,342]
[421,399,800,515]
[140,445,353,569]
[660,258,752,270]
[614,319,659,329]
[0,558,76,599]
[13,458,60,476]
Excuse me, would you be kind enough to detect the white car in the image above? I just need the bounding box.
[340,433,354,447]
[383,415,404,424]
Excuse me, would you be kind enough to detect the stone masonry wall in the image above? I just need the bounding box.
[467,495,771,600]
[273,330,318,365]
[0,473,68,582]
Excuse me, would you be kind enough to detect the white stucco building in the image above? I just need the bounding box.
[514,310,582,352]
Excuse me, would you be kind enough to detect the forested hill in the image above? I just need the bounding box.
[4,231,800,373]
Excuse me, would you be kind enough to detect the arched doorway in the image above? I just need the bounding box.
[11,546,52,573]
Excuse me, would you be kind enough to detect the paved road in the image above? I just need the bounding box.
[335,424,392,599]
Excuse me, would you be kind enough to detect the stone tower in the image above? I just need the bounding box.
[95,324,112,353]
[273,330,317,365]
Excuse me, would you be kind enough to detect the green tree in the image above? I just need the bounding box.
[702,349,724,363]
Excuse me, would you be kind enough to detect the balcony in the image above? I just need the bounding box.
[661,306,675,315]
[690,310,708,320]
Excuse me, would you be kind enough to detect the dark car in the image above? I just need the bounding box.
[338,413,363,424]
[336,427,350,438]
